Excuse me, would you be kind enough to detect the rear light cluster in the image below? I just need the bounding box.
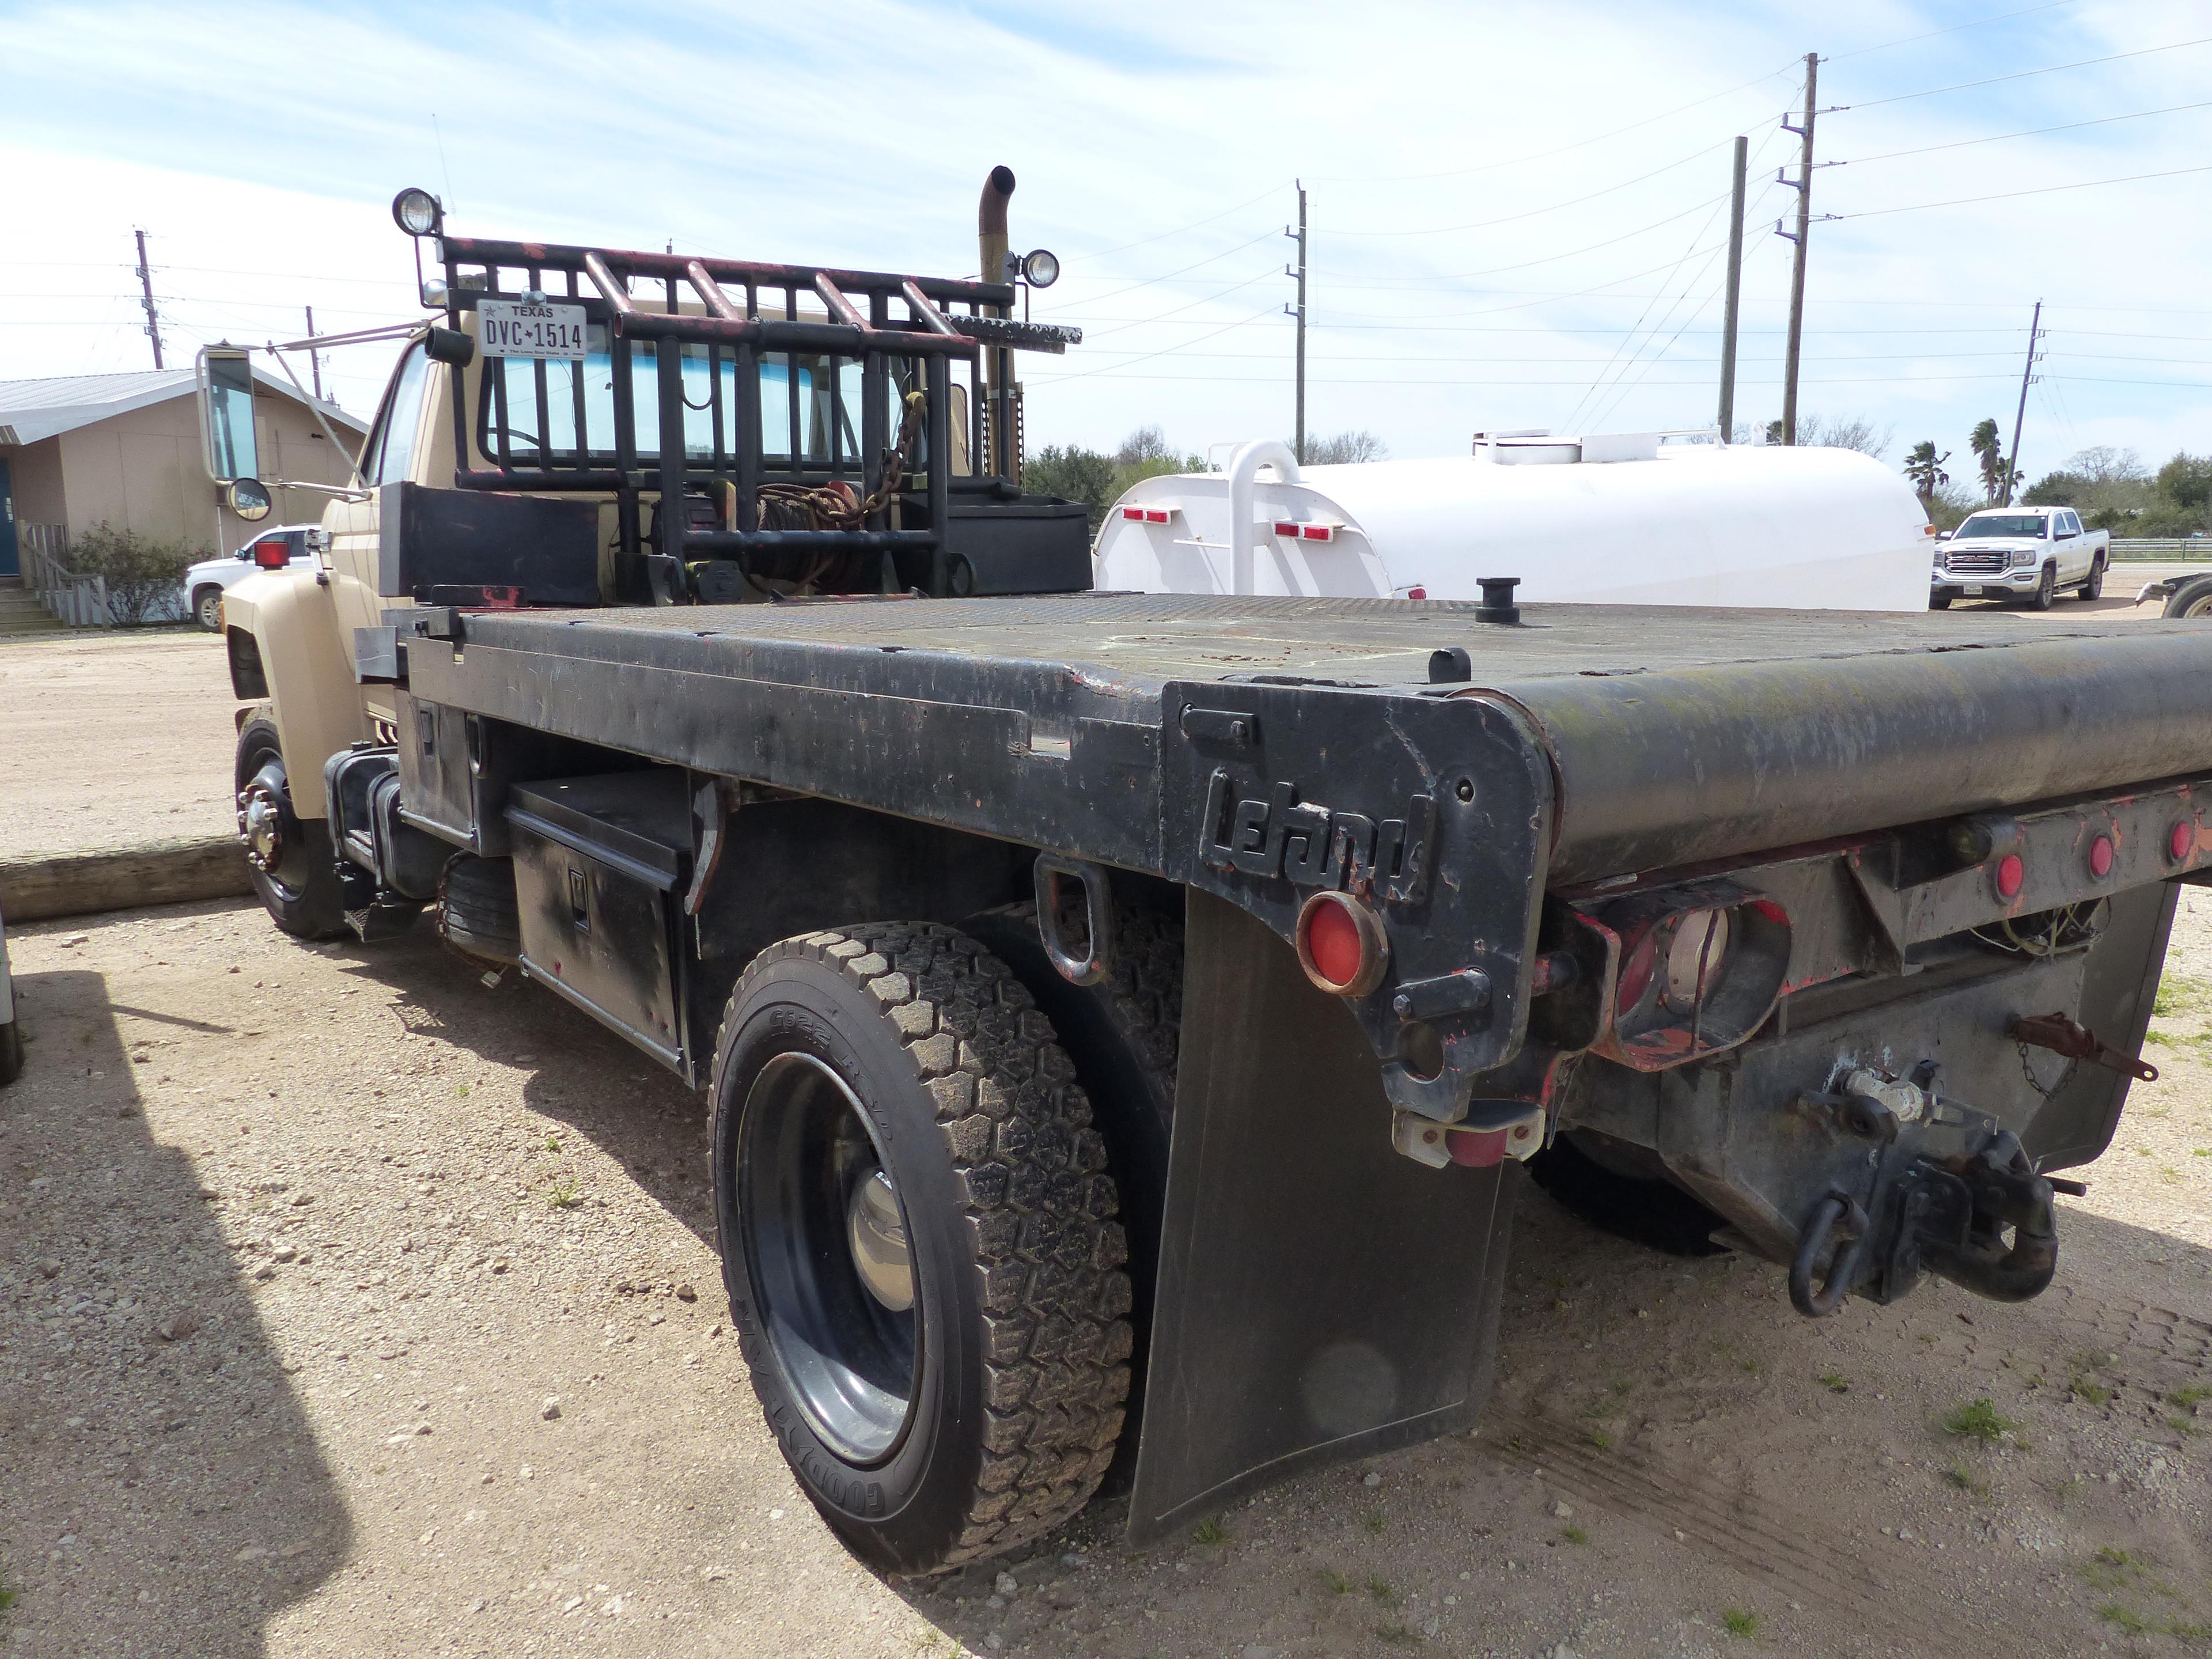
[1119,505,1175,525]
[1593,890,1792,1071]
[1272,519,1337,542]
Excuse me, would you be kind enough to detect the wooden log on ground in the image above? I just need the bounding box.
[0,836,253,922]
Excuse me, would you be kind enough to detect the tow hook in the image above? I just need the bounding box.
[1787,1129,2071,1317]
[2010,1012,2158,1083]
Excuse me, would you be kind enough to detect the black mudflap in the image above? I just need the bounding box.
[1127,892,1516,1544]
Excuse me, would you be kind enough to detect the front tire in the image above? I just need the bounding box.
[2027,563,2058,610]
[2164,573,2212,619]
[1929,593,1953,611]
[193,585,224,632]
[711,923,1132,1574]
[233,718,346,939]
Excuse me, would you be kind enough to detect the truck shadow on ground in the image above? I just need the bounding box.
[888,1185,2212,1659]
[0,967,351,1658]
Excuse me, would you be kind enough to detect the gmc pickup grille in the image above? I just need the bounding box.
[1945,550,2009,575]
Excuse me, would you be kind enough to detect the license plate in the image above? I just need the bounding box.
[477,300,589,359]
[1964,586,1984,596]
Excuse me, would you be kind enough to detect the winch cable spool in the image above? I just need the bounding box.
[744,389,931,594]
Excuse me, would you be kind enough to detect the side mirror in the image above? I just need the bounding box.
[197,346,262,484]
[225,479,274,522]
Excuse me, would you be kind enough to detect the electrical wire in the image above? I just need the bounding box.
[1828,99,2212,168]
[1072,266,1286,341]
[1319,138,1735,239]
[1029,301,1286,385]
[1827,0,2080,63]
[1828,163,2212,220]
[1073,183,1293,263]
[1074,228,1283,306]
[1833,36,2212,112]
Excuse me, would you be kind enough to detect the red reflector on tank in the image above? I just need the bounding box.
[1300,523,1335,541]
[2088,835,2115,878]
[2172,821,2196,863]
[1995,853,2025,899]
[1123,505,1173,524]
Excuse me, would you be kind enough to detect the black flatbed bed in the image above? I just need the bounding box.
[411,593,2212,884]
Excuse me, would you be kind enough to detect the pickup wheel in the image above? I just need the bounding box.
[1928,594,1953,611]
[2164,574,2212,619]
[2027,562,2058,610]
[710,923,1132,1574]
[192,585,225,632]
[0,1002,23,1088]
[2078,557,2105,601]
[233,718,347,940]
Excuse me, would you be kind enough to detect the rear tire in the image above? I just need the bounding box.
[711,923,1132,1574]
[2164,573,2212,619]
[193,585,224,632]
[233,718,346,940]
[0,1009,24,1086]
[2077,558,2104,601]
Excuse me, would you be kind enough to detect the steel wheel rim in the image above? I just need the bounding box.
[738,1050,921,1464]
[237,752,307,901]
[198,592,221,628]
[2184,592,2212,619]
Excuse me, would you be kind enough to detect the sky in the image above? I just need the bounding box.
[3,0,2209,488]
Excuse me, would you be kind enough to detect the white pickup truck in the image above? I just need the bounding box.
[1930,506,2108,610]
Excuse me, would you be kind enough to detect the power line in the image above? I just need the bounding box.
[1033,301,1286,384]
[1309,191,1735,285]
[1827,0,2080,63]
[1075,228,1283,305]
[1307,58,1803,185]
[1074,183,1291,262]
[1075,266,1286,341]
[1833,36,2212,112]
[1319,138,1734,239]
[1827,162,2212,220]
[1829,99,2212,168]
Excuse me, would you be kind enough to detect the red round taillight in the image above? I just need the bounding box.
[1995,853,2025,899]
[1294,890,1388,997]
[2172,820,2196,865]
[1407,586,1427,601]
[2088,835,2114,878]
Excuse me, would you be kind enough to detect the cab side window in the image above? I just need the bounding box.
[373,343,432,486]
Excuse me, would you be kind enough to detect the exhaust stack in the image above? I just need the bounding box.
[978,165,1017,482]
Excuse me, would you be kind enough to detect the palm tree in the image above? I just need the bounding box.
[1903,441,1950,509]
[1969,419,2005,501]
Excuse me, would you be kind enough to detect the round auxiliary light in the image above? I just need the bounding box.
[1294,889,1389,998]
[391,186,442,237]
[2088,835,2115,878]
[1994,853,2026,900]
[2172,820,2197,864]
[1021,248,1060,289]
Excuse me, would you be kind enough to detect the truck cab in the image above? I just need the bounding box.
[1932,506,2108,609]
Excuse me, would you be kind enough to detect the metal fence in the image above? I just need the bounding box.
[2111,538,2212,560]
[18,525,113,627]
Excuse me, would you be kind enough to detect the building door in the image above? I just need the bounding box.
[0,457,19,579]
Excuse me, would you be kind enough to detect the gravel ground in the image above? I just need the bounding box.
[2,586,2208,1657]
[0,629,234,862]
[0,895,2205,1658]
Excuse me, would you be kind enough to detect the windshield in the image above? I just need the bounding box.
[480,326,901,470]
[1953,514,2047,539]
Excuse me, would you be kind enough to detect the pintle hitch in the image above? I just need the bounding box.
[1788,1129,2066,1317]
[2009,1012,2158,1083]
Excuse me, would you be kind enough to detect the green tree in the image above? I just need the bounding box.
[1903,442,1950,509]
[2156,452,2212,513]
[1024,443,1118,532]
[66,522,207,626]
[1969,419,2005,501]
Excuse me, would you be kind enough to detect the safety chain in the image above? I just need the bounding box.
[2017,1041,2078,1100]
[756,389,929,532]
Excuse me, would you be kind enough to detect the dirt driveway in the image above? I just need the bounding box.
[1,892,2206,1659]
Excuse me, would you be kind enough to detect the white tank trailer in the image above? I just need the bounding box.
[1092,431,1937,612]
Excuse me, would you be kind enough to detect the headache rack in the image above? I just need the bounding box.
[425,232,1084,602]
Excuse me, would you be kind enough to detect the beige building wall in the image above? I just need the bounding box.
[54,389,360,555]
[3,437,67,523]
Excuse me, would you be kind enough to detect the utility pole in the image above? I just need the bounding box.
[2002,300,2044,505]
[1285,182,1307,463]
[304,306,324,402]
[133,227,164,369]
[1717,135,1748,441]
[1777,54,1817,445]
